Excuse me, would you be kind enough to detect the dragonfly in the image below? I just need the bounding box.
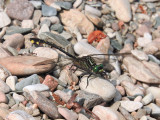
[30,38,129,87]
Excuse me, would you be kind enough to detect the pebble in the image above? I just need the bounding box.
[23,84,49,93]
[116,86,125,96]
[123,57,160,84]
[137,33,152,47]
[5,110,35,120]
[85,5,101,17]
[21,20,34,29]
[32,10,42,25]
[146,87,160,99]
[73,0,83,8]
[60,9,94,35]
[0,56,55,76]
[42,75,58,92]
[29,0,42,9]
[13,93,25,102]
[6,26,32,35]
[3,33,24,49]
[79,76,116,101]
[38,24,50,37]
[0,65,10,81]
[0,107,10,119]
[108,0,132,22]
[74,41,103,57]
[0,91,8,104]
[146,103,160,117]
[42,4,57,17]
[131,49,148,61]
[26,91,61,119]
[33,47,58,61]
[0,79,10,93]
[6,76,17,91]
[0,12,11,28]
[58,107,78,120]
[76,90,103,109]
[54,90,71,103]
[6,0,34,20]
[50,23,63,33]
[134,109,147,120]
[136,24,151,36]
[120,101,143,112]
[92,105,119,120]
[78,113,89,120]
[121,80,144,96]
[54,1,72,10]
[16,74,40,91]
[142,93,154,105]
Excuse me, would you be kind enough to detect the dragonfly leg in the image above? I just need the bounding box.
[86,74,92,88]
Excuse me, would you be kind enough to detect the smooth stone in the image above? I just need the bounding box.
[116,74,133,85]
[142,93,154,105]
[85,5,101,17]
[92,105,119,120]
[0,79,10,93]
[40,18,51,27]
[146,87,160,99]
[7,46,18,56]
[134,109,146,120]
[143,41,160,54]
[85,12,104,28]
[0,91,8,103]
[119,106,135,120]
[131,49,148,61]
[25,91,61,119]
[78,113,89,120]
[40,16,60,24]
[121,80,144,96]
[0,12,11,28]
[0,103,9,109]
[42,75,58,92]
[134,96,143,102]
[6,76,17,91]
[123,56,160,84]
[146,103,160,117]
[38,24,50,37]
[3,33,24,49]
[6,26,32,35]
[111,39,123,50]
[140,116,156,120]
[16,74,40,91]
[0,47,11,58]
[33,47,58,61]
[54,1,72,10]
[21,20,34,29]
[23,84,49,93]
[5,110,35,120]
[50,3,61,11]
[116,86,125,96]
[42,4,57,17]
[74,41,103,57]
[32,10,42,25]
[0,64,11,81]
[60,9,94,35]
[73,0,83,8]
[60,31,72,40]
[108,0,132,22]
[50,23,63,33]
[79,77,116,101]
[54,90,71,103]
[6,0,34,20]
[137,33,152,47]
[120,101,143,112]
[39,32,70,48]
[29,0,42,9]
[0,56,55,76]
[58,107,78,120]
[13,93,25,102]
[114,90,122,102]
[142,61,160,79]
[0,107,10,119]
[136,24,151,36]
[76,90,103,109]
[156,99,160,107]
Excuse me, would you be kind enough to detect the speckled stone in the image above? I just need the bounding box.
[6,0,34,20]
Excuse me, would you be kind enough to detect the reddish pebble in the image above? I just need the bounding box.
[42,75,58,91]
[22,100,28,106]
[116,86,125,96]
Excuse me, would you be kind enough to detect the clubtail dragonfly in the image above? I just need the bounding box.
[30,38,128,86]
